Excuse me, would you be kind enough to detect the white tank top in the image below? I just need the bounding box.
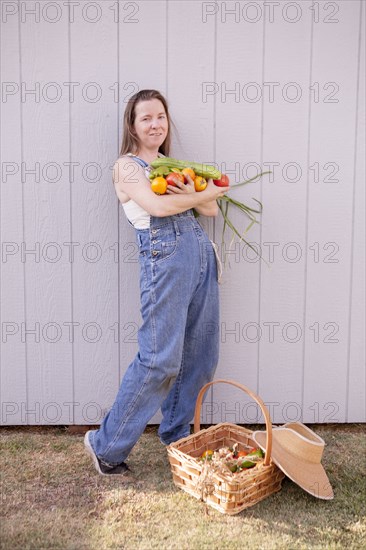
[121,152,165,229]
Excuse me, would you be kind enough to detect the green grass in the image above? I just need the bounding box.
[1,424,365,550]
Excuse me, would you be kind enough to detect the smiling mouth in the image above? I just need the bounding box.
[150,133,163,136]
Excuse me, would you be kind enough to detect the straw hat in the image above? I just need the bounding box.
[252,422,334,500]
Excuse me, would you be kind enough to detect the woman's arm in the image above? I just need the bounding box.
[165,172,220,217]
[194,201,219,217]
[113,158,229,217]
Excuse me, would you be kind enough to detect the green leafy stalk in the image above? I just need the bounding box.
[222,198,229,245]
[192,168,271,267]
[217,200,262,259]
[214,170,271,267]
[229,171,272,190]
[221,196,262,218]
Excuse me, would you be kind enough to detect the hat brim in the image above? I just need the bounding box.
[252,431,334,500]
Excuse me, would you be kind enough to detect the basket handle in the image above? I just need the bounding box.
[193,379,272,467]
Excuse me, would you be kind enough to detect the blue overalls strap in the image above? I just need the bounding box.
[130,156,149,168]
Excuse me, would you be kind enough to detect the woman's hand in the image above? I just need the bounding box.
[166,173,230,200]
[166,173,196,194]
[204,177,230,200]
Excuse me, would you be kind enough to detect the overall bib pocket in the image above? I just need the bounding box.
[151,223,180,264]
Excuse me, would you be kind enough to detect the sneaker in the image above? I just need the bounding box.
[84,430,133,478]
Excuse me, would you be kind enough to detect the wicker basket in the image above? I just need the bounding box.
[167,379,285,515]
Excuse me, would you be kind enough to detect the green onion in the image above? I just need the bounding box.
[216,171,271,267]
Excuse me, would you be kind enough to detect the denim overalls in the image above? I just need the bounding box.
[90,156,220,466]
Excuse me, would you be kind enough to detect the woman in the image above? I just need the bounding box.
[84,89,230,476]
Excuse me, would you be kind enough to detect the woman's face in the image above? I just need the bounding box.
[133,99,169,150]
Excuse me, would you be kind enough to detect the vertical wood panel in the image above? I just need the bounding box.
[0,4,27,425]
[259,2,312,423]
[165,0,216,423]
[1,0,364,425]
[118,0,167,424]
[20,3,72,424]
[71,2,119,424]
[347,1,365,421]
[303,1,361,423]
[212,1,265,424]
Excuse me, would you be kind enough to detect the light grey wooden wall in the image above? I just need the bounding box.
[1,0,364,425]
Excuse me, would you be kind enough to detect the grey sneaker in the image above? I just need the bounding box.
[84,431,133,477]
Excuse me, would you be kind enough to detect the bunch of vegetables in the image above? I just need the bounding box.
[198,443,264,475]
[149,156,270,260]
[149,157,227,194]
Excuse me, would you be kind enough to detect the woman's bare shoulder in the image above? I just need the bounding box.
[112,155,145,185]
[113,154,140,169]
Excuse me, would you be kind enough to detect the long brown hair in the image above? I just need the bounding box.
[120,90,174,157]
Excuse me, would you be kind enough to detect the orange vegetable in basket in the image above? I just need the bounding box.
[239,448,264,469]
[201,449,214,459]
[236,450,249,458]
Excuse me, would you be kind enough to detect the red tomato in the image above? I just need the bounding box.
[213,174,230,187]
[166,172,185,187]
